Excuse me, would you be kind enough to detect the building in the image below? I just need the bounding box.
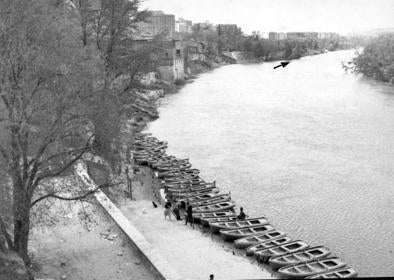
[129,39,185,82]
[183,40,207,62]
[192,22,217,33]
[176,18,193,33]
[137,11,175,39]
[217,24,241,36]
[268,32,287,40]
[318,32,340,40]
[286,32,318,40]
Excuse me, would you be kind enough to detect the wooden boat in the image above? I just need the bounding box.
[193,201,236,213]
[209,217,269,234]
[183,193,229,203]
[305,267,357,279]
[254,240,309,263]
[268,246,331,270]
[190,195,231,207]
[234,230,286,249]
[202,216,238,227]
[167,184,216,194]
[278,257,347,278]
[193,210,236,224]
[219,224,274,241]
[169,189,220,200]
[246,236,293,256]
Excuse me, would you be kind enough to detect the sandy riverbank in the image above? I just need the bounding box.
[100,166,274,280]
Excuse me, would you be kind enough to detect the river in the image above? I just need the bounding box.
[147,50,394,277]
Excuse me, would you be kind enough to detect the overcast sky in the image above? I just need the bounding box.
[142,0,394,35]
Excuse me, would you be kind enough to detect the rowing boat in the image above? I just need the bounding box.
[193,201,236,213]
[193,210,236,224]
[219,224,274,241]
[234,230,286,249]
[246,236,293,256]
[254,240,309,263]
[278,257,347,278]
[209,217,269,234]
[201,216,238,227]
[190,195,231,207]
[268,246,331,270]
[305,267,357,278]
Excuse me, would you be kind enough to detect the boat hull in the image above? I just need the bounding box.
[268,246,331,270]
[278,257,347,278]
[234,230,286,249]
[219,223,273,241]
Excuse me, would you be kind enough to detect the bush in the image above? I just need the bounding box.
[174,78,186,86]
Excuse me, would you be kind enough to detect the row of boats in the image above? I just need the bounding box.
[132,132,358,279]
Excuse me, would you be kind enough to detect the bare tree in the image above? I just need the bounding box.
[73,0,156,171]
[0,0,115,263]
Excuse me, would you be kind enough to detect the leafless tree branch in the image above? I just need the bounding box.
[30,181,122,208]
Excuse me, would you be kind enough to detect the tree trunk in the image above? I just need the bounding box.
[12,185,32,264]
[13,210,31,264]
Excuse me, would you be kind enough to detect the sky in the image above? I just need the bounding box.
[142,0,394,35]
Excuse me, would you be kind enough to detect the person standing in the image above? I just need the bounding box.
[185,204,194,228]
[164,200,172,220]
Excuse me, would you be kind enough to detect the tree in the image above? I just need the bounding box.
[73,0,152,167]
[350,34,394,83]
[0,0,111,263]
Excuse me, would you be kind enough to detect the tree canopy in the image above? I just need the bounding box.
[350,34,394,83]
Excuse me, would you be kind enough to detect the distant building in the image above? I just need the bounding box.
[217,24,241,36]
[137,11,175,39]
[176,18,193,33]
[268,32,287,40]
[193,22,217,33]
[184,40,207,62]
[318,32,340,40]
[251,31,261,39]
[286,32,318,40]
[129,39,184,82]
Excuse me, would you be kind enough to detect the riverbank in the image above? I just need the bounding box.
[89,164,274,280]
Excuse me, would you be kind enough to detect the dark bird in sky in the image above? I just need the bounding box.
[152,201,158,208]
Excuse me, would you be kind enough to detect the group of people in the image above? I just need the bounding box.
[164,198,247,225]
[164,199,195,227]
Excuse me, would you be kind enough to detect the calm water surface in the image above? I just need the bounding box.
[147,50,394,277]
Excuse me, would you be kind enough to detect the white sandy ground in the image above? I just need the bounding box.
[74,160,274,280]
[118,199,273,280]
[105,166,274,280]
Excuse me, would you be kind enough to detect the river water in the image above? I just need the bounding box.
[147,50,394,277]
